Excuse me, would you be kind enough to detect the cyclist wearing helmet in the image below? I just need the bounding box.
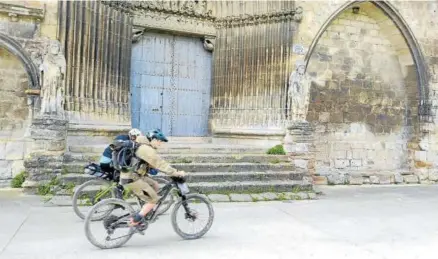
[99,128,142,173]
[119,129,186,227]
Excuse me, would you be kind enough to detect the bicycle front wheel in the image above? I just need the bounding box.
[171,194,214,240]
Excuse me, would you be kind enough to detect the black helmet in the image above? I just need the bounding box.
[146,129,168,142]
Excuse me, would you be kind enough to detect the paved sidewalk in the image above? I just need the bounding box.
[1,185,438,259]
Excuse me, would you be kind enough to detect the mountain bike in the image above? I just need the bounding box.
[84,175,215,249]
[72,162,174,221]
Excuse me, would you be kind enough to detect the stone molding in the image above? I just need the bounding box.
[0,2,45,20]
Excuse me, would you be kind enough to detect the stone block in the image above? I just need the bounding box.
[415,168,429,181]
[313,175,328,185]
[346,150,353,159]
[327,173,346,185]
[348,175,363,185]
[5,141,25,160]
[208,194,230,202]
[415,151,427,161]
[429,170,438,181]
[333,150,347,159]
[0,160,12,180]
[260,192,279,201]
[229,194,252,202]
[294,159,308,169]
[350,159,362,167]
[363,177,370,184]
[403,175,419,184]
[11,160,24,177]
[369,175,380,184]
[335,159,349,169]
[0,143,5,159]
[319,112,330,122]
[378,175,392,185]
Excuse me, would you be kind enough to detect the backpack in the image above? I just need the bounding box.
[110,139,139,172]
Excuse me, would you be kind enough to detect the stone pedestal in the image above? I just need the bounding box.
[283,121,315,177]
[22,116,68,190]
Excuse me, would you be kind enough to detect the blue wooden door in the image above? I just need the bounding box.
[130,32,212,137]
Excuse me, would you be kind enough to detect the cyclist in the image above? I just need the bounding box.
[117,129,186,227]
[99,128,142,173]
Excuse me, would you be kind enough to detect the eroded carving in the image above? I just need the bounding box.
[288,60,311,122]
[132,27,146,43]
[216,7,303,27]
[39,40,66,119]
[203,36,214,52]
[103,0,213,19]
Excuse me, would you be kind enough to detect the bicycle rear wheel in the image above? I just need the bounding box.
[72,179,115,221]
[84,198,136,249]
[171,194,214,240]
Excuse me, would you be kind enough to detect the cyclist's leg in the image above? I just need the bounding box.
[143,176,159,192]
[125,179,159,226]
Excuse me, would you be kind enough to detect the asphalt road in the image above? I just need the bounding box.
[1,185,438,259]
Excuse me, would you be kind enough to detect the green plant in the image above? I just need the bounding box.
[11,171,28,188]
[65,182,76,196]
[37,177,60,196]
[266,145,286,155]
[269,158,281,164]
[277,193,288,201]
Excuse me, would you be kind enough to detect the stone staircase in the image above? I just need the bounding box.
[58,142,315,202]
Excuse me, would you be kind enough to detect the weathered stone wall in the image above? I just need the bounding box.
[0,47,30,186]
[291,0,438,185]
[306,2,417,183]
[0,0,59,187]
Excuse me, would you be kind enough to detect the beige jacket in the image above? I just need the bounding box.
[120,136,180,179]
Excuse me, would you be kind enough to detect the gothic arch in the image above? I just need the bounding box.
[303,0,429,107]
[0,32,40,89]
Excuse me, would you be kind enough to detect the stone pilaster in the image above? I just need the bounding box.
[22,115,68,190]
[283,121,315,180]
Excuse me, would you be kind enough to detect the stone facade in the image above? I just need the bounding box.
[1,0,438,189]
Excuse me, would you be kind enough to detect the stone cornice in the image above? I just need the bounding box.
[0,2,45,20]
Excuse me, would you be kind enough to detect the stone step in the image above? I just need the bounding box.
[189,180,313,194]
[68,144,270,154]
[64,153,290,164]
[62,162,295,174]
[59,171,305,186]
[54,179,312,197]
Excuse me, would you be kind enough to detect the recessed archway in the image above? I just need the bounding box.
[303,1,427,177]
[0,32,40,90]
[304,0,428,105]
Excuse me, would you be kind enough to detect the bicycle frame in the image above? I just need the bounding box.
[108,178,186,228]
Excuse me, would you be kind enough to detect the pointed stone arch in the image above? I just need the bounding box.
[0,32,40,90]
[303,0,429,117]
